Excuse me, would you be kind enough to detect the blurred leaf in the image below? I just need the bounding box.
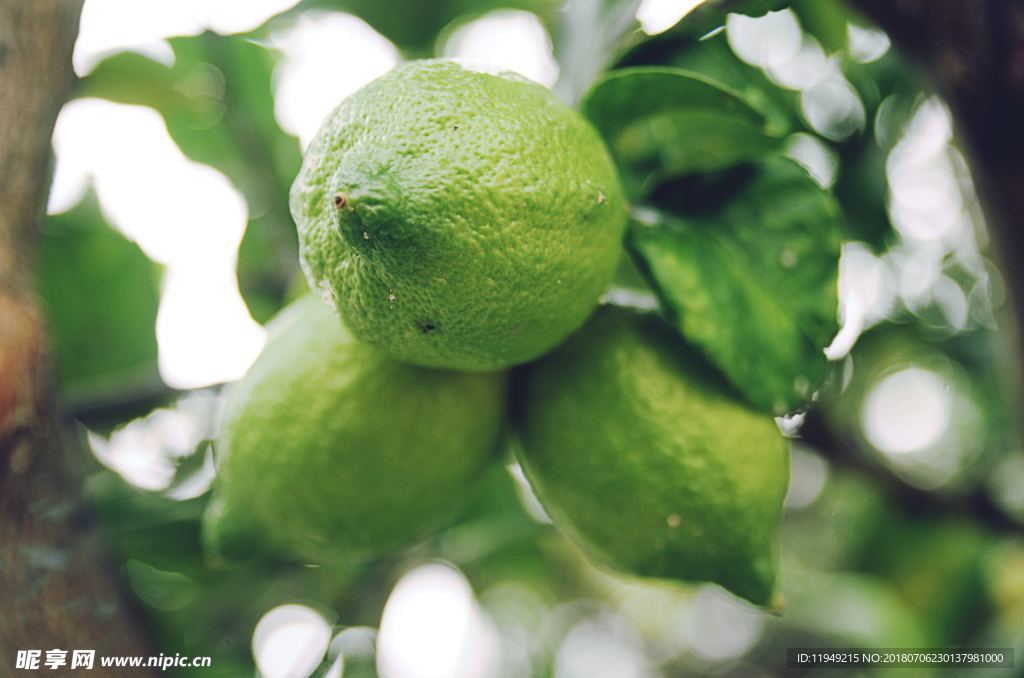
[783,566,933,649]
[789,0,850,53]
[581,67,782,192]
[829,51,921,247]
[554,0,644,104]
[79,34,302,323]
[860,517,992,643]
[37,191,162,398]
[620,24,801,139]
[781,470,891,569]
[190,33,304,323]
[125,559,200,612]
[629,157,841,413]
[87,471,209,542]
[832,141,891,247]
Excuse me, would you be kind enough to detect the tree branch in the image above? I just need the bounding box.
[0,1,158,669]
[799,412,1024,535]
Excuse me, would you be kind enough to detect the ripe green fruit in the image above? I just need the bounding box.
[203,295,506,563]
[290,59,627,372]
[515,307,789,605]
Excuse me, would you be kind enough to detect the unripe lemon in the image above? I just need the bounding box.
[203,295,506,563]
[516,307,789,605]
[290,59,627,371]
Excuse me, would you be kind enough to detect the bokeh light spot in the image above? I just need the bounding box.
[635,0,705,36]
[726,10,802,69]
[252,604,332,678]
[443,10,559,88]
[378,563,499,678]
[861,367,952,455]
[50,99,266,388]
[272,12,400,148]
[74,0,302,76]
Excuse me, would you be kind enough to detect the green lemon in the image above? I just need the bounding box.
[203,295,506,563]
[515,307,789,605]
[290,59,627,371]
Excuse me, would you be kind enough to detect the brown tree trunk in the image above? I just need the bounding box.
[0,1,158,673]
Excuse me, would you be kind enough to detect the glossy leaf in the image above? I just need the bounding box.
[618,24,802,140]
[629,157,841,413]
[581,67,783,193]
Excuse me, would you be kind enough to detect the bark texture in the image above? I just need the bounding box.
[0,1,158,672]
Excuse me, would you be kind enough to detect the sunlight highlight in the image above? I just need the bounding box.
[636,0,706,35]
[74,0,301,75]
[679,587,763,660]
[85,391,219,493]
[272,12,400,148]
[252,604,332,678]
[861,367,952,455]
[555,614,651,678]
[826,242,894,360]
[377,563,499,678]
[507,461,553,525]
[726,10,802,69]
[444,10,559,87]
[49,99,266,388]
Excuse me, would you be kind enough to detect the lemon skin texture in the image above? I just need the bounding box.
[203,295,506,563]
[290,59,628,371]
[516,307,789,605]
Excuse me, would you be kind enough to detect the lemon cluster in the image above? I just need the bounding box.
[203,60,789,606]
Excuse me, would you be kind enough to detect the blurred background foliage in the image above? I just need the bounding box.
[37,0,1024,675]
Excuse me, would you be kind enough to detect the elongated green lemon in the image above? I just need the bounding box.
[290,59,627,371]
[516,307,789,605]
[203,295,506,563]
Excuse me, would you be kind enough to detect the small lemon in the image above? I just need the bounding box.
[290,59,627,371]
[203,295,506,563]
[516,307,789,605]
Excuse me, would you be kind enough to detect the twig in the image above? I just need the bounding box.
[799,411,1024,536]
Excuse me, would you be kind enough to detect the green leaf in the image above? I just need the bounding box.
[628,157,841,413]
[79,34,302,323]
[790,0,851,54]
[581,67,783,193]
[618,25,801,141]
[124,559,199,612]
[612,0,789,79]
[37,191,163,398]
[583,67,769,131]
